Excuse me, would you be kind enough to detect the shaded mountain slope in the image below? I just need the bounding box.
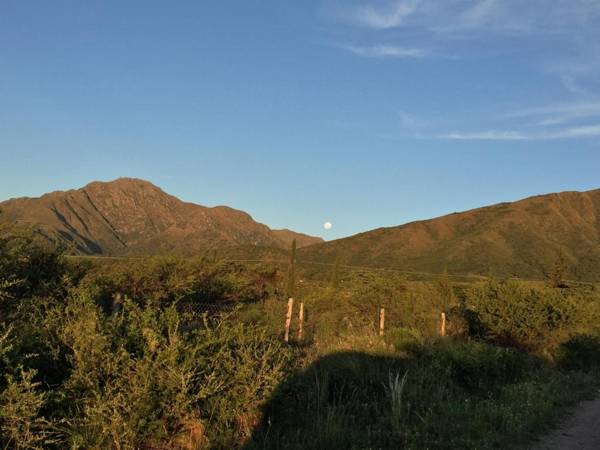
[0,178,322,255]
[299,189,600,281]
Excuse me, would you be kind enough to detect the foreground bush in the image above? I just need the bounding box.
[0,292,293,449]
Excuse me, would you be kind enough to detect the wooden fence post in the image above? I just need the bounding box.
[284,298,294,343]
[112,292,123,315]
[440,312,446,337]
[298,302,304,341]
[379,307,385,336]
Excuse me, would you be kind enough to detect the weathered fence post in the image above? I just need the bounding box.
[379,307,385,336]
[284,298,294,343]
[440,312,446,337]
[112,292,123,315]
[298,302,304,341]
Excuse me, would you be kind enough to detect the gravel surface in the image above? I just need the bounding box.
[530,397,600,450]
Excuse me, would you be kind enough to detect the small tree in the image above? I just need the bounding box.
[435,268,455,313]
[549,251,568,288]
[286,239,296,299]
[330,253,341,292]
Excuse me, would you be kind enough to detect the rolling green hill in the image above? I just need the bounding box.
[299,189,600,281]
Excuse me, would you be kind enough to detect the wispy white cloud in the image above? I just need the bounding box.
[398,111,422,128]
[329,0,600,33]
[542,42,600,94]
[399,101,600,141]
[507,102,600,117]
[505,102,600,125]
[340,44,426,58]
[551,124,600,138]
[322,1,600,141]
[442,130,527,141]
[459,0,499,28]
[559,75,585,94]
[325,0,600,93]
[345,0,420,29]
[441,124,600,141]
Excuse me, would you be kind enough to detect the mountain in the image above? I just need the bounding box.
[271,228,324,249]
[4,180,599,281]
[299,189,600,281]
[0,178,322,255]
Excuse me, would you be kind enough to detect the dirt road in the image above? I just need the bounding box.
[530,397,600,450]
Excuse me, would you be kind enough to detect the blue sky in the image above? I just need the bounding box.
[1,1,600,240]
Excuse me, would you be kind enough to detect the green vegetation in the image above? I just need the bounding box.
[247,345,596,450]
[286,239,297,300]
[548,251,568,288]
[1,227,600,449]
[299,189,600,282]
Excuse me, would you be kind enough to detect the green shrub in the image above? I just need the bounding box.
[78,257,274,311]
[0,227,66,302]
[408,339,539,393]
[16,292,294,449]
[557,334,600,370]
[0,368,53,449]
[465,280,581,353]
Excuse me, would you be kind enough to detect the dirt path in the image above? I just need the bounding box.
[530,397,600,450]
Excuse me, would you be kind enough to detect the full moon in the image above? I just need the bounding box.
[323,222,332,230]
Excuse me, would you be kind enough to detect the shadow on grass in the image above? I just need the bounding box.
[557,334,600,371]
[242,337,600,450]
[244,351,408,450]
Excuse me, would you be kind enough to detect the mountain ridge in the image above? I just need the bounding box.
[0,177,323,255]
[299,187,600,281]
[3,180,600,280]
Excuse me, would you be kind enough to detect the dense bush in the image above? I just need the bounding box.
[407,339,539,392]
[0,233,294,449]
[464,280,594,354]
[0,226,66,302]
[1,291,293,449]
[557,334,600,370]
[77,257,279,312]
